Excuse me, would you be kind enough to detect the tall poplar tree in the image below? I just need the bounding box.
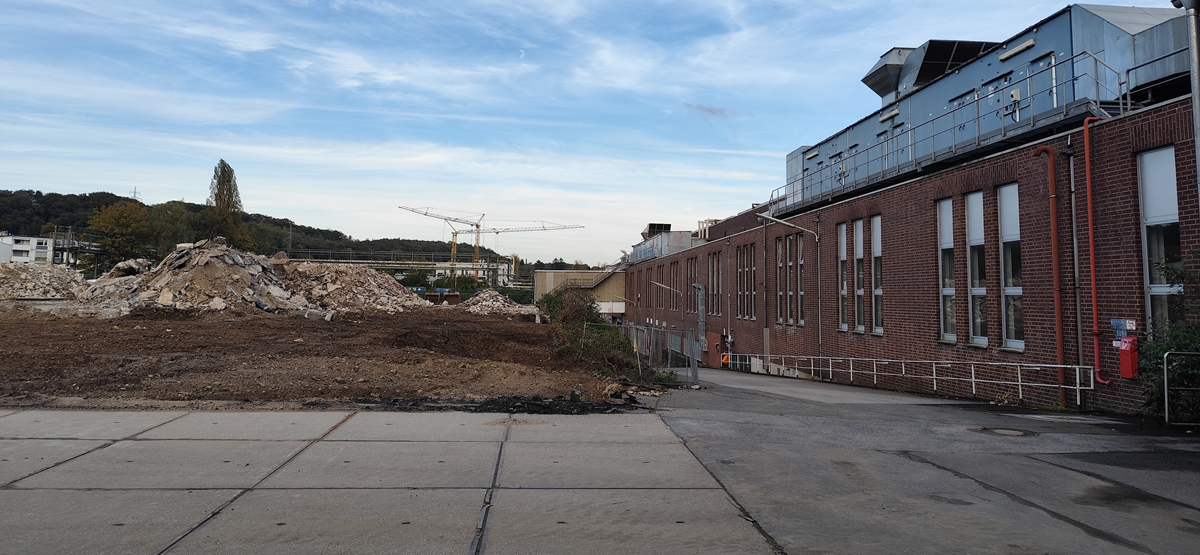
[201,159,256,251]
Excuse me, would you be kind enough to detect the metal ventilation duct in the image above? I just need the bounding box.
[861,47,914,105]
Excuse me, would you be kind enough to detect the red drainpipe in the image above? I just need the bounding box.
[1034,145,1067,405]
[1083,117,1112,386]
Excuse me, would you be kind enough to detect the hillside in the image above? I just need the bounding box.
[0,189,500,258]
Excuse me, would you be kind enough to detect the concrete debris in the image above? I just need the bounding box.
[458,288,543,316]
[0,262,86,300]
[76,238,310,312]
[275,261,432,314]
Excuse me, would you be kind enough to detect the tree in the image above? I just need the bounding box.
[89,200,152,264]
[148,201,198,258]
[199,160,256,251]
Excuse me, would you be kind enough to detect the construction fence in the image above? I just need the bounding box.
[617,324,700,386]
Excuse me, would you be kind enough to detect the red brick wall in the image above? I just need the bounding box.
[625,97,1198,414]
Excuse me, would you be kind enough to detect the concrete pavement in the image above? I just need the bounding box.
[3,369,1199,554]
[0,410,771,555]
[660,368,1200,555]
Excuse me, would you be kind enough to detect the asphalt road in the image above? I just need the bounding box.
[658,368,1200,555]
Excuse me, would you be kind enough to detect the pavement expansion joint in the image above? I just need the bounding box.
[2,440,115,488]
[469,412,511,555]
[151,411,358,554]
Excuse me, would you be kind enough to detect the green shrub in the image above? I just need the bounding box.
[1140,250,1200,422]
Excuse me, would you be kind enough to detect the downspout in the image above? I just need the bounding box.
[1083,117,1113,386]
[1067,147,1087,405]
[1035,146,1067,406]
[815,215,823,359]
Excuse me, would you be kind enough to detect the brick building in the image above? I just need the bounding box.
[623,4,1197,413]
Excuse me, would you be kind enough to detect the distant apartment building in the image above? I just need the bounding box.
[0,233,54,264]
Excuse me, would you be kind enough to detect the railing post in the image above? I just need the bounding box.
[971,364,977,395]
[1017,365,1024,399]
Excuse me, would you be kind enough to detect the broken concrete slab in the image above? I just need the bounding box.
[136,411,348,440]
[15,439,306,489]
[0,411,186,439]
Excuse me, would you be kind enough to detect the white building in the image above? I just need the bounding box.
[0,234,54,264]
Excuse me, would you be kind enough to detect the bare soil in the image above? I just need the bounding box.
[0,303,625,412]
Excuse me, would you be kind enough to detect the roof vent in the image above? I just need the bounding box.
[641,223,671,240]
[862,47,914,106]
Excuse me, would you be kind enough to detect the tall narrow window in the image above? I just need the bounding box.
[937,198,956,341]
[871,215,882,333]
[797,234,806,324]
[854,219,865,332]
[776,237,786,323]
[997,184,1023,349]
[737,246,745,319]
[686,258,698,313]
[786,235,796,323]
[966,192,987,345]
[656,265,665,309]
[749,243,757,320]
[1140,146,1183,326]
[838,223,848,330]
[708,252,722,316]
[670,261,680,312]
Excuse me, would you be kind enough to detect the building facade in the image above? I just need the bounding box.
[624,4,1197,413]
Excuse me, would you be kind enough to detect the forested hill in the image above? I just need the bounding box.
[0,190,500,257]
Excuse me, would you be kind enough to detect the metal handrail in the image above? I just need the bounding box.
[771,50,1128,216]
[727,353,1095,405]
[1122,45,1190,113]
[1163,351,1200,426]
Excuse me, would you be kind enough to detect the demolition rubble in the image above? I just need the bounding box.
[2,239,563,321]
[0,262,86,299]
[54,238,433,316]
[458,288,542,316]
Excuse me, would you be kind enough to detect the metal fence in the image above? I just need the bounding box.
[1163,351,1200,426]
[727,353,1095,406]
[620,325,699,385]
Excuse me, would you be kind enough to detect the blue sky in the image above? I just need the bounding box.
[0,1,1166,264]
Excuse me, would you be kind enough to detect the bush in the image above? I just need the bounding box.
[1140,250,1200,422]
[540,289,637,377]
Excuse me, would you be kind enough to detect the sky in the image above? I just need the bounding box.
[0,0,1172,265]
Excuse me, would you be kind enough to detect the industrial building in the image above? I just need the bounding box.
[623,4,1198,413]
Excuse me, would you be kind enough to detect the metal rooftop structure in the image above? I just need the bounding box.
[772,4,1190,218]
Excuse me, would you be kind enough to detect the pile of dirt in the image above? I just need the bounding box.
[76,238,310,312]
[0,262,86,299]
[276,259,431,314]
[459,288,542,316]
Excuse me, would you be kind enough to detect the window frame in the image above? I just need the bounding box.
[871,215,882,334]
[1139,146,1183,328]
[937,198,957,342]
[997,184,1023,350]
[838,223,848,330]
[965,192,987,346]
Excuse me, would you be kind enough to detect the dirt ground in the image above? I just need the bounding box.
[0,302,626,412]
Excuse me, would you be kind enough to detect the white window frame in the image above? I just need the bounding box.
[937,198,956,341]
[871,215,882,334]
[854,219,865,332]
[966,192,987,346]
[838,223,848,330]
[997,184,1023,350]
[1139,146,1182,328]
[797,234,805,325]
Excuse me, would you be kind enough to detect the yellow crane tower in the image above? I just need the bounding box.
[399,206,583,281]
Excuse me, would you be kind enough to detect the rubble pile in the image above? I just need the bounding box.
[276,260,432,313]
[459,288,542,316]
[0,262,86,299]
[77,238,310,312]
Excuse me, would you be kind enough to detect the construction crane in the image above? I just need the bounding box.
[399,206,584,281]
